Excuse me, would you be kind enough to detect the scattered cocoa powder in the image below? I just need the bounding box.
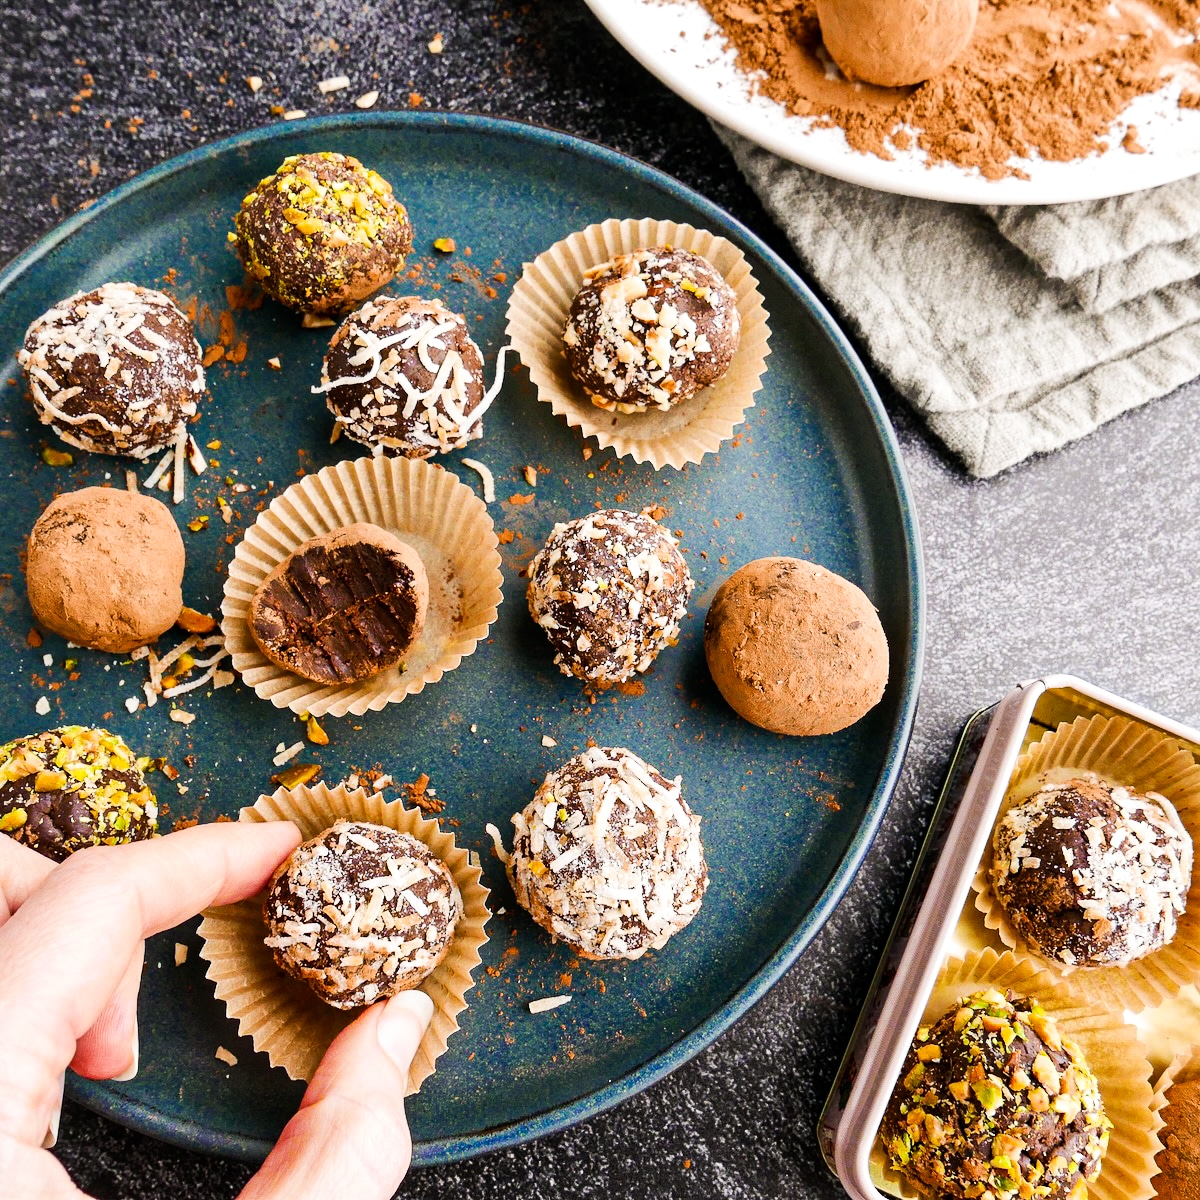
[695,0,1200,178]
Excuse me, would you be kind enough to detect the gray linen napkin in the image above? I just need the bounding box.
[984,174,1200,314]
[715,125,1200,478]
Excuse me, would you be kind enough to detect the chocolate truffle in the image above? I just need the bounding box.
[881,988,1110,1200]
[1154,1074,1200,1200]
[704,557,888,736]
[526,509,693,685]
[18,282,204,459]
[498,746,707,960]
[990,776,1192,968]
[562,246,740,413]
[232,152,413,315]
[317,296,488,457]
[248,523,428,685]
[264,820,462,1009]
[0,726,158,861]
[26,486,186,653]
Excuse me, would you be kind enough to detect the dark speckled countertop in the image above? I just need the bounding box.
[1,3,1197,1197]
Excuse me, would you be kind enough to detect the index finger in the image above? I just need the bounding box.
[0,820,300,1145]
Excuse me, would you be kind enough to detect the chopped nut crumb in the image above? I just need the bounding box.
[301,313,336,329]
[428,31,445,53]
[34,696,51,716]
[432,236,456,253]
[214,1046,238,1066]
[169,709,196,725]
[41,447,73,467]
[355,90,379,109]
[541,735,558,748]
[282,109,307,121]
[246,75,263,92]
[528,994,571,1014]
[317,75,350,94]
[272,763,321,789]
[267,356,282,370]
[174,942,188,966]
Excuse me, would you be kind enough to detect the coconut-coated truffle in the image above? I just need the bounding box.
[526,509,693,685]
[318,296,487,457]
[0,726,158,861]
[562,246,740,413]
[264,820,462,1009]
[881,988,1110,1200]
[26,486,186,654]
[703,556,888,736]
[18,282,204,459]
[232,152,413,315]
[497,746,707,960]
[247,524,428,686]
[991,776,1192,969]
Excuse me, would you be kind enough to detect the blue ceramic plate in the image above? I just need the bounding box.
[0,112,923,1165]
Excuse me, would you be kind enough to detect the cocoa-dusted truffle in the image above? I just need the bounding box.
[493,746,707,960]
[26,486,185,653]
[0,726,158,861]
[1154,1074,1200,1200]
[704,556,888,736]
[264,820,462,1009]
[18,282,204,459]
[562,246,740,413]
[248,523,428,685]
[232,152,413,315]
[317,296,488,457]
[526,509,693,685]
[881,988,1110,1200]
[991,776,1192,969]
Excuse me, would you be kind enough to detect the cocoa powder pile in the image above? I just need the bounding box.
[695,0,1200,178]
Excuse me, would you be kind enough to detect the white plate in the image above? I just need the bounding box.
[585,0,1200,205]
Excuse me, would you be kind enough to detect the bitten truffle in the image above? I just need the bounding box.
[881,988,1110,1200]
[264,820,463,1009]
[0,726,158,861]
[562,246,740,413]
[495,746,707,960]
[1154,1075,1200,1200]
[317,296,488,457]
[704,557,888,736]
[248,523,428,685]
[526,509,693,685]
[26,486,186,653]
[18,282,204,459]
[991,776,1192,968]
[232,152,413,315]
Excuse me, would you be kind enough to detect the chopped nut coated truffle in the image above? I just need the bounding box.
[881,988,1110,1200]
[0,726,158,861]
[232,152,413,315]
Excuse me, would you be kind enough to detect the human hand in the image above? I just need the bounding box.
[0,822,433,1199]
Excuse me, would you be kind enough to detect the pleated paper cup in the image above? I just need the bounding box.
[506,217,771,469]
[221,454,502,717]
[196,782,490,1089]
[870,947,1162,1200]
[972,715,1200,1013]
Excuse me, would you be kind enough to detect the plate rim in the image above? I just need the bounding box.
[583,0,1200,206]
[3,108,925,1166]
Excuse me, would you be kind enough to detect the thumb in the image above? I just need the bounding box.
[238,990,434,1200]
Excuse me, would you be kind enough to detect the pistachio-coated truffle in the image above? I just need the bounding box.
[881,988,1110,1200]
[0,726,158,861]
[232,152,413,315]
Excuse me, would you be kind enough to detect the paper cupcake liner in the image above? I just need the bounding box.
[220,454,502,717]
[972,715,1200,1013]
[505,217,771,470]
[870,947,1162,1200]
[196,782,490,1090]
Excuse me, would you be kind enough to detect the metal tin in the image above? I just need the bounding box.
[819,673,1200,1200]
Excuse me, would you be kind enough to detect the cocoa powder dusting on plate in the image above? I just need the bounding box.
[696,0,1200,178]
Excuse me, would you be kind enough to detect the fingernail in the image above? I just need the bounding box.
[112,1025,139,1082]
[377,990,434,1072]
[43,1072,64,1149]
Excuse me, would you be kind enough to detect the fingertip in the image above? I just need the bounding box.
[376,990,434,1074]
